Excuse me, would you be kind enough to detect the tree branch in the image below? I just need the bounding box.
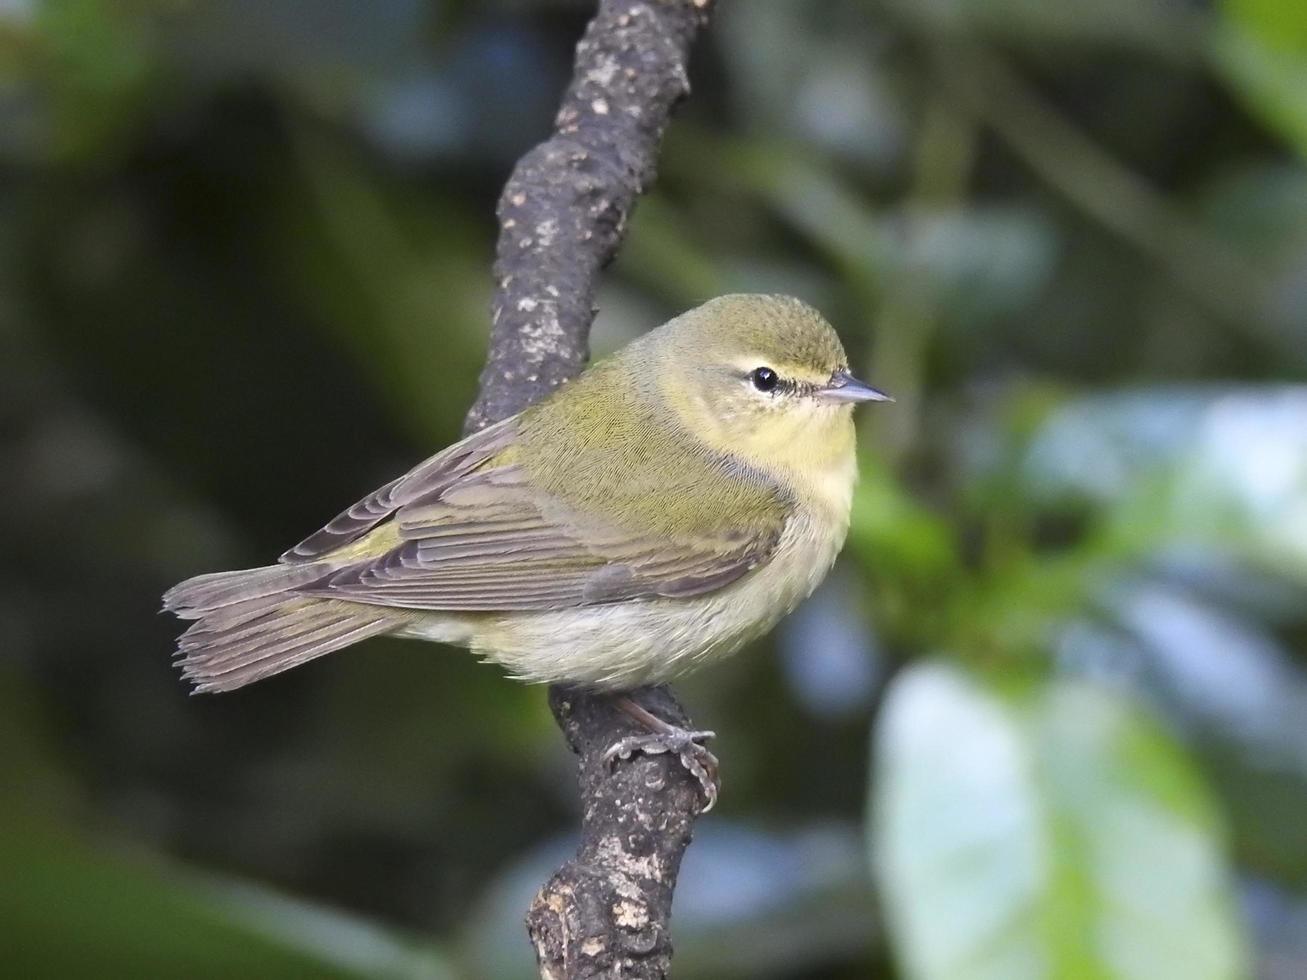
[461,2,715,977]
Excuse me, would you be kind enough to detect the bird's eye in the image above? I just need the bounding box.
[750,367,779,392]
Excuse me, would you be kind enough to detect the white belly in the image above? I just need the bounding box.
[396,501,849,689]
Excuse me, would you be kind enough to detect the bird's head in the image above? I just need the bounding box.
[642,294,890,477]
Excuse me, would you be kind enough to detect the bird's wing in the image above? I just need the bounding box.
[280,417,519,563]
[294,463,784,612]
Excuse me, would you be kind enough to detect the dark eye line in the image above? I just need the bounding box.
[744,367,823,398]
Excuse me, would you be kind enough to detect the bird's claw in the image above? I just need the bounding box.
[602,728,720,811]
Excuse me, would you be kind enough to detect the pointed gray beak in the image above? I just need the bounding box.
[816,369,893,404]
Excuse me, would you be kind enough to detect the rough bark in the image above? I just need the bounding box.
[461,2,715,977]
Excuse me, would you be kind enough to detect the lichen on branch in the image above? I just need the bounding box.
[461,2,715,978]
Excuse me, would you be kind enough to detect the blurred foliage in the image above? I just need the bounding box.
[3,0,1307,977]
[873,664,1245,980]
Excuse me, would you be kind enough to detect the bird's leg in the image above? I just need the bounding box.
[603,695,720,811]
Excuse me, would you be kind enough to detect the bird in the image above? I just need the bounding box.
[164,294,889,805]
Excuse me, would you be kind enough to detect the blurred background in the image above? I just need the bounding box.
[3,0,1307,977]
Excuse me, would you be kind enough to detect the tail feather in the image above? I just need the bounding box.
[178,593,291,636]
[166,563,402,693]
[178,605,356,667]
[177,598,397,693]
[177,598,322,652]
[163,564,329,617]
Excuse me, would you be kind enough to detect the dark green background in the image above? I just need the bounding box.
[3,1,1307,977]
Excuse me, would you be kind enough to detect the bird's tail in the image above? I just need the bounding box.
[164,564,400,693]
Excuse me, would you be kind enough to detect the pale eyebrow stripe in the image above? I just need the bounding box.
[730,357,831,388]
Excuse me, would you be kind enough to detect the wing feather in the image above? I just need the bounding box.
[280,417,519,563]
[281,415,785,612]
[294,465,781,612]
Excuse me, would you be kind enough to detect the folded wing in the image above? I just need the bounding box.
[280,416,520,563]
[286,430,782,612]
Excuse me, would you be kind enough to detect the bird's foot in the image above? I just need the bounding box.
[603,697,720,811]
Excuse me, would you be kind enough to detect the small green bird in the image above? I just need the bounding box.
[165,294,887,797]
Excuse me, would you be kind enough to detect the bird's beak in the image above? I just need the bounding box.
[816,369,893,404]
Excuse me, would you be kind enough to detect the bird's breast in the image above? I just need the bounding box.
[415,443,860,689]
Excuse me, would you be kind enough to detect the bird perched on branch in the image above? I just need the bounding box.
[165,294,889,805]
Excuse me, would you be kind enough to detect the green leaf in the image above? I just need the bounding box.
[1224,0,1307,48]
[849,464,959,582]
[0,821,454,979]
[1213,0,1307,158]
[870,662,1249,980]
